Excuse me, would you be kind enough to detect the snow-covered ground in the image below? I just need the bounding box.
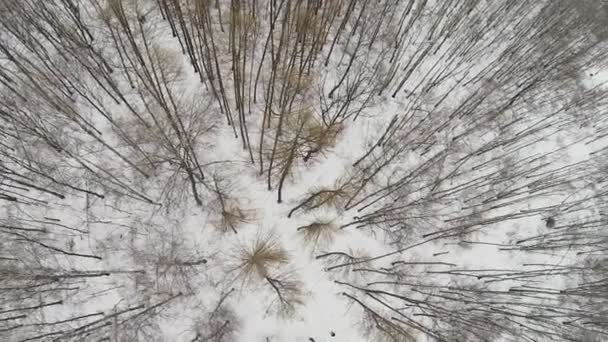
[1,1,607,341]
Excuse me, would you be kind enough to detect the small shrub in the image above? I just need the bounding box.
[297,218,339,249]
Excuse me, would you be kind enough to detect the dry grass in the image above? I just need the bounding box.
[302,120,344,162]
[311,187,348,208]
[229,233,304,317]
[362,311,416,342]
[259,109,312,184]
[297,219,339,249]
[209,173,255,233]
[288,176,354,217]
[280,66,314,99]
[234,233,290,283]
[219,201,254,233]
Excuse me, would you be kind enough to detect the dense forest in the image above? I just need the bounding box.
[1,0,607,341]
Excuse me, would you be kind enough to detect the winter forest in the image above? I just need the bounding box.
[1,0,608,341]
